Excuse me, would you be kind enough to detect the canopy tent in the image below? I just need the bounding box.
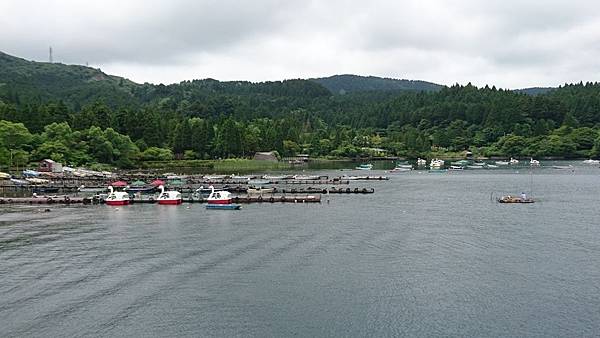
[110,180,128,187]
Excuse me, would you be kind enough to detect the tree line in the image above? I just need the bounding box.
[2,80,600,169]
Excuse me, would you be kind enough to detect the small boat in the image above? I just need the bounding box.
[157,185,182,205]
[124,185,157,193]
[394,164,413,169]
[448,166,464,171]
[25,177,50,184]
[495,161,509,166]
[248,178,271,185]
[262,174,292,180]
[78,185,106,193]
[22,169,40,177]
[10,178,30,185]
[207,185,233,204]
[498,194,534,204]
[416,158,427,166]
[32,187,60,193]
[450,160,469,166]
[206,204,241,210]
[529,158,540,166]
[509,158,519,165]
[429,159,445,169]
[231,175,251,180]
[105,186,130,206]
[473,162,486,166]
[292,174,320,180]
[582,159,600,165]
[486,164,499,168]
[247,186,274,195]
[466,165,485,169]
[389,167,411,173]
[552,165,574,170]
[355,164,373,170]
[0,172,10,179]
[203,174,227,180]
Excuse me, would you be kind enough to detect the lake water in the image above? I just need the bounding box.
[1,164,600,337]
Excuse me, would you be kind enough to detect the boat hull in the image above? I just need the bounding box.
[106,200,129,206]
[158,199,182,205]
[207,199,233,204]
[206,204,241,210]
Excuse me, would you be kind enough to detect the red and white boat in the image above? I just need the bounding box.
[105,186,130,206]
[157,185,182,205]
[207,185,232,204]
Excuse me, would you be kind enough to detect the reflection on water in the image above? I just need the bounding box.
[1,166,600,336]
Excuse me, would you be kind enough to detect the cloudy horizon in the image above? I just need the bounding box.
[2,0,600,89]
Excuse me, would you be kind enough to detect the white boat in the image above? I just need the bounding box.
[292,174,320,180]
[207,185,233,204]
[473,162,486,166]
[395,164,413,169]
[248,178,271,185]
[529,158,540,166]
[25,177,50,184]
[231,175,251,180]
[416,158,427,166]
[429,159,445,169]
[486,164,499,168]
[106,186,130,206]
[448,166,464,171]
[495,161,509,165]
[203,175,227,180]
[389,167,411,173]
[247,186,274,195]
[509,158,519,165]
[582,159,600,165]
[552,165,574,170]
[262,174,292,180]
[157,185,182,205]
[0,172,10,179]
[355,164,373,170]
[466,165,485,169]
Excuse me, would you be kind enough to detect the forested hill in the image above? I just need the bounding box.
[311,74,443,94]
[2,50,600,170]
[0,51,140,109]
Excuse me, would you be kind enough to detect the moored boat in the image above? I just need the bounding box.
[292,174,320,180]
[355,164,373,170]
[429,159,445,169]
[529,158,540,166]
[495,161,509,165]
[416,158,427,166]
[497,195,534,203]
[157,185,182,205]
[509,158,519,165]
[105,186,130,206]
[583,159,600,165]
[207,185,233,204]
[448,165,464,171]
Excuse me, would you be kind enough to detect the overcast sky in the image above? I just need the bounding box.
[2,0,600,88]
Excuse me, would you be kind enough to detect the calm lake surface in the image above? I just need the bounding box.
[2,163,600,337]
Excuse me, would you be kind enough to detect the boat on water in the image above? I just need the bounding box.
[417,158,427,166]
[0,172,10,179]
[10,178,29,185]
[355,164,373,170]
[157,185,182,205]
[292,174,320,180]
[389,167,411,173]
[105,186,130,206]
[552,165,574,170]
[247,186,274,195]
[582,159,600,165]
[530,158,540,166]
[207,185,233,204]
[231,175,251,180]
[429,159,445,169]
[498,194,534,204]
[467,165,485,169]
[262,174,292,180]
[206,186,241,209]
[203,174,227,180]
[25,177,50,184]
[450,160,469,166]
[448,165,464,171]
[22,169,40,177]
[509,158,519,165]
[206,204,241,210]
[394,164,413,169]
[78,185,107,193]
[486,164,499,168]
[495,161,509,165]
